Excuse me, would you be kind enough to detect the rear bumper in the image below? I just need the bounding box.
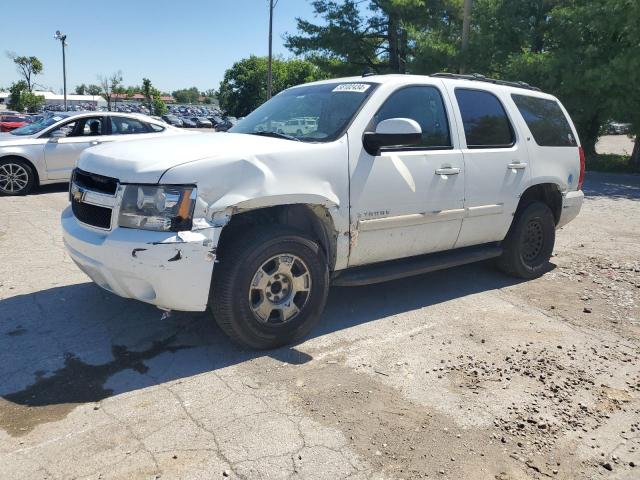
[557,190,584,229]
[61,206,220,311]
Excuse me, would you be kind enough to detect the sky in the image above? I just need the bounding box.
[0,0,317,94]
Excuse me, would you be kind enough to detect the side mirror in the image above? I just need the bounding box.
[363,118,422,156]
[48,130,66,142]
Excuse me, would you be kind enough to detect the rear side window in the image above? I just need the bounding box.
[455,89,514,148]
[512,94,576,147]
[110,117,150,134]
[373,85,451,149]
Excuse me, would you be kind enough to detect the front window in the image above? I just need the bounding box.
[11,114,70,136]
[230,82,377,142]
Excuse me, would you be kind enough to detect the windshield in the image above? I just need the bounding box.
[10,114,69,136]
[230,82,376,142]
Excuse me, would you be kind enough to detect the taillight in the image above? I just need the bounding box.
[577,146,585,190]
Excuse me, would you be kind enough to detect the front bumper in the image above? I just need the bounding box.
[557,190,584,229]
[61,206,220,311]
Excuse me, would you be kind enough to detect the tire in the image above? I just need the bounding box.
[497,201,555,279]
[0,158,36,196]
[210,225,329,349]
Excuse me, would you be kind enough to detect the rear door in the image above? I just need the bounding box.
[444,86,531,248]
[44,116,106,180]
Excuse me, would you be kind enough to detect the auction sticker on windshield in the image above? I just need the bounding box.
[332,83,371,93]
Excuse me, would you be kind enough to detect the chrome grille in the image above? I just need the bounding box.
[70,169,119,230]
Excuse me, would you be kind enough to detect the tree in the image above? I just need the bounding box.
[7,81,28,111]
[141,78,167,115]
[74,84,87,95]
[142,78,153,110]
[285,0,430,75]
[7,53,43,92]
[86,84,102,97]
[7,80,44,112]
[171,87,200,104]
[98,71,123,111]
[218,56,327,117]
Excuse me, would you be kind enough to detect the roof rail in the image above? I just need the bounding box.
[430,72,541,92]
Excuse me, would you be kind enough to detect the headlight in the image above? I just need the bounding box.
[118,185,196,232]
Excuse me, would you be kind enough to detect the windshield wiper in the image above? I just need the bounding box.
[248,131,301,141]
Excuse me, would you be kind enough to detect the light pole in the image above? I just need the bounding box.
[54,30,68,111]
[267,0,275,100]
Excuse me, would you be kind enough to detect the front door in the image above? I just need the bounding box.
[44,116,106,180]
[348,84,466,266]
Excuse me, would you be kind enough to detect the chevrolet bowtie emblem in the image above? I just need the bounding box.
[72,186,85,202]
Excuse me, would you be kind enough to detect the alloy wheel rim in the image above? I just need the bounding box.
[249,253,312,325]
[0,163,29,193]
[522,219,544,263]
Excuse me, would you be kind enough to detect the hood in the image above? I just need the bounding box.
[77,132,320,184]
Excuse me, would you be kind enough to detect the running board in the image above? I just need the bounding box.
[332,243,503,287]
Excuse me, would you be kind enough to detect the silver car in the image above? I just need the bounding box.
[0,111,185,195]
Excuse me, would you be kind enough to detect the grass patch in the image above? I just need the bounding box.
[586,154,638,173]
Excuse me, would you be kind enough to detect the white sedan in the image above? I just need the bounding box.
[0,111,187,195]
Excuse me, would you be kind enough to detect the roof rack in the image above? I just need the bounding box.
[430,72,541,92]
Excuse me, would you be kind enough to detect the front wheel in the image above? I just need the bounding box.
[0,159,35,196]
[210,226,329,349]
[497,201,556,279]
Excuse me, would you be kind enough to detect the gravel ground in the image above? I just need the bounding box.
[596,135,635,156]
[0,171,638,480]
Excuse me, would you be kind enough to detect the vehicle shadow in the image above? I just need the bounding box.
[32,183,69,195]
[0,260,537,410]
[583,172,640,201]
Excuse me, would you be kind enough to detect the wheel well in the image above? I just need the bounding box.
[216,204,338,271]
[0,155,40,186]
[516,183,562,224]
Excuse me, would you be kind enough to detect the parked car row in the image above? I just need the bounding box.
[161,112,239,131]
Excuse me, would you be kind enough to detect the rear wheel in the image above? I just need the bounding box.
[0,159,35,196]
[210,226,329,349]
[497,201,555,279]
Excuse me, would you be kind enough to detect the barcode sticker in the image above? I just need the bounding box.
[332,83,371,93]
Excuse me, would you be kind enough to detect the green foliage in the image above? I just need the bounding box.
[585,154,635,174]
[171,87,200,104]
[7,53,43,91]
[7,80,44,112]
[7,81,27,111]
[142,78,168,116]
[74,84,87,95]
[218,56,328,117]
[86,84,102,96]
[285,0,431,75]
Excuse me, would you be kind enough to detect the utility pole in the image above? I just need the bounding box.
[54,30,68,111]
[267,0,274,100]
[461,0,472,74]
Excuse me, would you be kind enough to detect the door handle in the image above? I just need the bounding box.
[507,162,527,170]
[435,167,461,176]
[90,140,102,146]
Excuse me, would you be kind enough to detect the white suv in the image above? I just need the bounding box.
[62,74,584,349]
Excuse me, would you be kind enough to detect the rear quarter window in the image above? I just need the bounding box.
[512,94,577,147]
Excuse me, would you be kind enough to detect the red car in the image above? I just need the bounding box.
[0,115,28,132]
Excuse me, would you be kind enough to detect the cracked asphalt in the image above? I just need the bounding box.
[1,170,639,480]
